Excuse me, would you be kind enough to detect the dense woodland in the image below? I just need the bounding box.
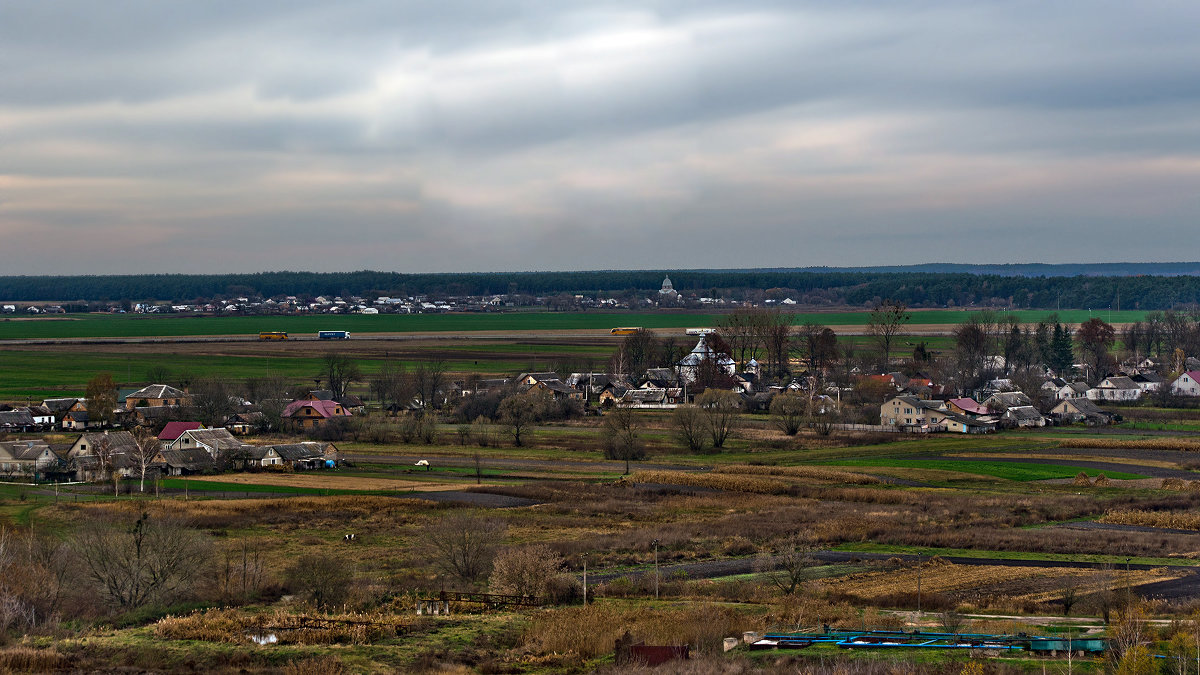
[4,266,1200,309]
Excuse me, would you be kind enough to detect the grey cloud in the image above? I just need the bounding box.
[2,1,1200,273]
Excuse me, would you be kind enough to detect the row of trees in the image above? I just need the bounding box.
[9,268,1200,308]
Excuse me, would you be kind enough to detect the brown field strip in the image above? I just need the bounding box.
[187,473,490,491]
[826,562,1180,604]
[946,452,1184,469]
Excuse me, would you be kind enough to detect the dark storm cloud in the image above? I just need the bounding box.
[2,1,1199,273]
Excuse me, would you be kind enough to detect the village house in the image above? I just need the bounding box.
[282,400,351,429]
[61,408,100,431]
[1087,376,1142,402]
[982,391,1033,412]
[150,447,216,476]
[942,411,996,434]
[1170,371,1200,397]
[946,397,992,418]
[1002,405,1047,428]
[124,384,189,410]
[168,428,255,460]
[1050,398,1112,425]
[158,421,205,442]
[880,395,949,429]
[0,440,62,479]
[224,411,263,435]
[1055,381,1092,401]
[1130,372,1165,393]
[66,431,140,481]
[0,409,37,432]
[264,442,340,470]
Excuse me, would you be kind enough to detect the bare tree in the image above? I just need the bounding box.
[370,359,408,415]
[411,360,447,410]
[246,375,289,432]
[867,300,911,370]
[758,309,794,379]
[498,392,546,447]
[90,436,121,496]
[696,389,741,449]
[611,330,660,380]
[129,427,160,493]
[672,405,709,453]
[754,539,815,595]
[489,544,563,599]
[321,353,361,401]
[73,512,211,609]
[805,395,838,436]
[85,373,118,428]
[424,514,507,584]
[770,392,806,436]
[187,377,235,427]
[602,405,645,474]
[216,539,267,605]
[1076,318,1117,382]
[285,553,352,610]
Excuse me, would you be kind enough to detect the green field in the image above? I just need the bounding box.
[0,350,537,399]
[0,308,1149,340]
[824,458,1147,482]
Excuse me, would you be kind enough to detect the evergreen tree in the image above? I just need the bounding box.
[1049,323,1075,376]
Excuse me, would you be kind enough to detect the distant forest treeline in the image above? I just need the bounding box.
[2,268,1200,310]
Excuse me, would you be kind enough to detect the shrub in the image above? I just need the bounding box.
[285,553,353,610]
[490,545,563,600]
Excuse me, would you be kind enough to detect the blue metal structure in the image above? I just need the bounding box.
[754,629,1107,654]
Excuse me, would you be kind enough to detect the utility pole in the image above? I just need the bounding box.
[582,553,588,607]
[916,553,923,622]
[652,539,659,600]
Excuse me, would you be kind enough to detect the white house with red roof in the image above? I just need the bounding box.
[158,421,204,442]
[1170,371,1200,397]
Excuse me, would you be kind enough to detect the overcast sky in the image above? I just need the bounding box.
[2,2,1198,274]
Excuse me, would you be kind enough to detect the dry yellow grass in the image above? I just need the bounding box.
[82,494,431,520]
[713,464,881,485]
[619,470,790,494]
[1101,508,1200,530]
[827,561,1176,605]
[829,562,1088,598]
[1059,437,1200,452]
[156,608,407,645]
[187,473,479,492]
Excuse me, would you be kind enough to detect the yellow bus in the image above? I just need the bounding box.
[258,331,288,340]
[610,327,643,335]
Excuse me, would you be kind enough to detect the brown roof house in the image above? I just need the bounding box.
[124,384,189,410]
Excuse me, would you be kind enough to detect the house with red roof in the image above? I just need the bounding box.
[158,421,204,442]
[283,400,351,429]
[946,397,991,418]
[1170,371,1200,397]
